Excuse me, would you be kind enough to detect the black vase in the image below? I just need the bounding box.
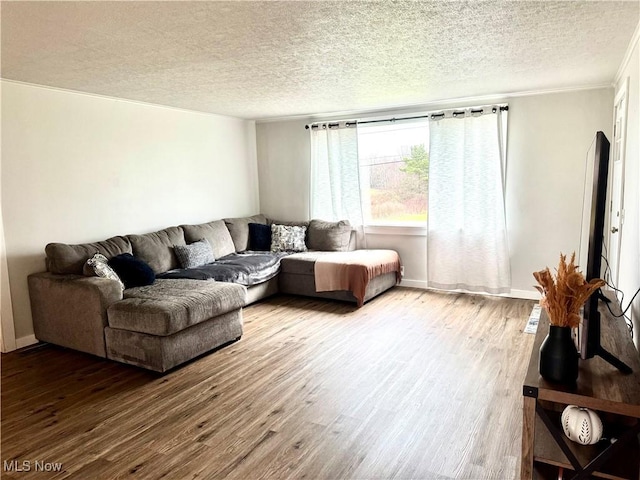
[539,325,579,384]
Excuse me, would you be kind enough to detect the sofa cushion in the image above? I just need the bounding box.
[128,227,185,274]
[181,220,235,259]
[224,214,268,252]
[107,279,247,336]
[307,219,352,251]
[174,239,215,269]
[159,251,289,286]
[280,251,330,275]
[105,309,243,372]
[271,224,307,253]
[248,223,272,251]
[46,236,132,275]
[108,253,156,289]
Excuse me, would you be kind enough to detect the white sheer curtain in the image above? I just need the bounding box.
[427,108,510,294]
[310,124,365,246]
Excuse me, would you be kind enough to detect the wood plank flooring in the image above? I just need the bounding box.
[1,288,535,480]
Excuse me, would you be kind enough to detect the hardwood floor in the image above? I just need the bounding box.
[1,288,535,480]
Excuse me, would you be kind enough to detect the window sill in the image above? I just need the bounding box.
[365,224,427,236]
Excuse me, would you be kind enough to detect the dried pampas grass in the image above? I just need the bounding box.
[533,253,605,328]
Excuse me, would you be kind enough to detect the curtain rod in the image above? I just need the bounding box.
[304,105,508,130]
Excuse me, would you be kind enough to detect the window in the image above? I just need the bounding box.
[309,105,510,293]
[357,121,429,225]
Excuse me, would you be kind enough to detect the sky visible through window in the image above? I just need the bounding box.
[358,121,429,224]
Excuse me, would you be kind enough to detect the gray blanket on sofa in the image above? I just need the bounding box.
[158,251,290,286]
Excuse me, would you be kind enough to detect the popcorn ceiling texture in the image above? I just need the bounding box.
[1,1,638,120]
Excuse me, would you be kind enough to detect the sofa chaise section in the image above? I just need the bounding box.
[106,279,246,372]
[279,251,400,306]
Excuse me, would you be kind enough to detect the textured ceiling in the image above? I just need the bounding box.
[1,1,638,120]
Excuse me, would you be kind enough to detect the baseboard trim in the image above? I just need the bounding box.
[399,280,540,300]
[509,289,541,300]
[15,334,38,349]
[399,279,429,289]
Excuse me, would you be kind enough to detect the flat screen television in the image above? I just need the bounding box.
[578,131,631,373]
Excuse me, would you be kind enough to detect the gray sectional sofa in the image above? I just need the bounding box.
[28,214,400,372]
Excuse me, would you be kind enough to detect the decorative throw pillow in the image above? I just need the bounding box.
[248,223,272,251]
[173,239,215,269]
[108,253,156,289]
[85,253,125,290]
[270,224,307,253]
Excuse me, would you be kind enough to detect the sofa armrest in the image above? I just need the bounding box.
[28,272,124,358]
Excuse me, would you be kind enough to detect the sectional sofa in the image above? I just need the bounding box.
[28,214,401,372]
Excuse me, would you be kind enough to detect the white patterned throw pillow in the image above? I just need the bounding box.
[86,253,125,290]
[270,224,307,253]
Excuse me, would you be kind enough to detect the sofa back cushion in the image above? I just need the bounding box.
[128,226,185,274]
[224,214,268,252]
[46,236,132,275]
[182,220,235,258]
[307,219,352,251]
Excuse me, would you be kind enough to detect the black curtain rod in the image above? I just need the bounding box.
[305,105,508,129]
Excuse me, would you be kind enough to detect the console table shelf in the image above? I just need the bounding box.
[521,298,640,480]
[533,410,639,479]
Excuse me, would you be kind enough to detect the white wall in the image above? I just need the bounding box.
[1,81,259,343]
[614,29,640,347]
[506,90,613,293]
[256,88,614,298]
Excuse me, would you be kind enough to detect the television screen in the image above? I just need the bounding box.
[577,131,631,373]
[578,136,598,276]
[577,131,609,360]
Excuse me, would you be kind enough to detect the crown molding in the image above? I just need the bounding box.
[614,19,640,85]
[0,78,249,121]
[1,77,615,125]
[254,83,613,124]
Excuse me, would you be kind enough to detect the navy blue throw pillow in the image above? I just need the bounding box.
[108,253,155,289]
[248,223,272,251]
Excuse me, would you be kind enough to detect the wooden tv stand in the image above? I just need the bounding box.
[521,299,640,480]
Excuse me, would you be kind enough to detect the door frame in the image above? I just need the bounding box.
[606,77,629,287]
[0,209,17,353]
